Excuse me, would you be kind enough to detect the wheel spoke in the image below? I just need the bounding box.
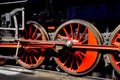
[75,51,85,61]
[34,55,38,63]
[63,28,70,38]
[25,55,28,63]
[80,38,88,44]
[58,34,69,40]
[80,51,86,57]
[75,24,80,39]
[35,33,42,40]
[31,49,39,54]
[70,56,74,70]
[63,54,71,66]
[30,55,33,64]
[116,61,120,65]
[29,25,32,38]
[31,27,38,39]
[78,54,83,61]
[70,24,74,39]
[79,27,88,41]
[21,52,25,59]
[76,56,80,69]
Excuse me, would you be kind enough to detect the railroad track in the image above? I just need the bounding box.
[0,65,113,80]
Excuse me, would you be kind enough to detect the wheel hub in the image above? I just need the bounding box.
[66,41,72,47]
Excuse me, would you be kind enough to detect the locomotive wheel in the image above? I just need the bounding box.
[0,46,6,65]
[53,19,102,76]
[108,25,120,75]
[0,59,6,65]
[18,21,48,69]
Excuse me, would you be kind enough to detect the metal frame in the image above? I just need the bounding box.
[0,1,26,59]
[0,0,28,5]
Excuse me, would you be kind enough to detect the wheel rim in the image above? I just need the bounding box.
[109,25,120,75]
[18,21,47,68]
[53,19,101,75]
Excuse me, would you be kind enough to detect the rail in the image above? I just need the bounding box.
[0,65,113,80]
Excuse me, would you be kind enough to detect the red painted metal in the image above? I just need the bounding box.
[53,19,101,75]
[0,18,120,76]
[0,40,119,51]
[17,21,47,69]
[108,26,120,75]
[72,44,119,51]
[47,26,55,30]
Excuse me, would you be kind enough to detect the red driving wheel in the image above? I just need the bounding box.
[108,25,120,75]
[53,19,102,75]
[18,21,48,69]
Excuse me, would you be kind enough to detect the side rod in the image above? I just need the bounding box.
[0,39,119,51]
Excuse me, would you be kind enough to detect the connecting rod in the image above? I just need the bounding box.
[0,39,119,51]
